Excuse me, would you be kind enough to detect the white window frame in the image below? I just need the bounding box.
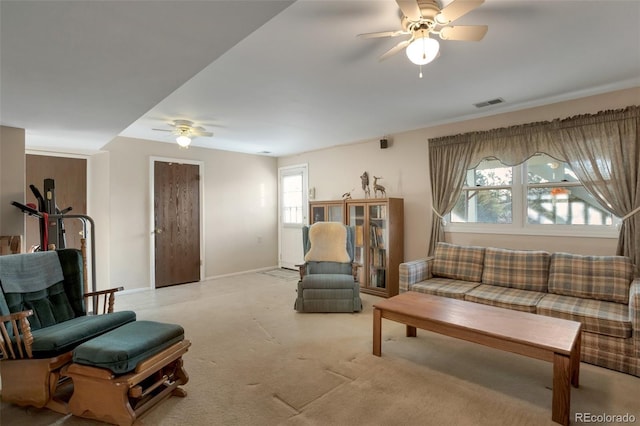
[445,158,620,238]
[278,165,308,228]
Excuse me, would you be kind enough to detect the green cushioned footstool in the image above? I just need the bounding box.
[64,320,191,426]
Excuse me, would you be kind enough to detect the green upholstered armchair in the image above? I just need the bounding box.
[295,222,362,313]
[0,249,135,412]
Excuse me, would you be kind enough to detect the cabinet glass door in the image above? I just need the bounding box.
[348,204,366,287]
[368,204,387,289]
[311,206,325,223]
[327,205,343,222]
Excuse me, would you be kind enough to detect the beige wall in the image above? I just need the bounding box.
[0,126,26,243]
[3,87,637,289]
[0,130,278,291]
[88,151,111,290]
[101,137,278,290]
[278,87,640,261]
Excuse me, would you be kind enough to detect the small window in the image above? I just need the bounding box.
[451,158,513,224]
[446,154,619,236]
[281,173,303,224]
[526,154,615,225]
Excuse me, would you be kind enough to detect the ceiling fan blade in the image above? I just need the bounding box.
[358,30,407,39]
[191,126,213,137]
[152,128,173,132]
[439,25,488,41]
[379,39,411,61]
[396,0,422,21]
[438,0,484,24]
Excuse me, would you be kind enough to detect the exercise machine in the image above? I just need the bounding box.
[12,179,97,293]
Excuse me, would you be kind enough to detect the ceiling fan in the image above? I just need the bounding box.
[152,119,213,148]
[359,0,487,76]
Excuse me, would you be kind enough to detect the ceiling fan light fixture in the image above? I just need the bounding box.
[405,33,440,65]
[176,135,191,148]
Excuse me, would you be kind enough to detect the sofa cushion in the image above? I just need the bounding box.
[4,281,76,330]
[432,243,485,282]
[537,294,631,339]
[410,277,480,300]
[464,284,546,313]
[482,247,550,292]
[30,310,137,358]
[56,249,87,316]
[73,320,184,374]
[548,253,633,304]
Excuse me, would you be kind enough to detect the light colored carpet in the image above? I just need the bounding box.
[1,271,638,426]
[258,268,300,281]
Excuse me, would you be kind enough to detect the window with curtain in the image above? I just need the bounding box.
[429,105,639,273]
[526,154,615,226]
[451,158,513,224]
[447,154,620,235]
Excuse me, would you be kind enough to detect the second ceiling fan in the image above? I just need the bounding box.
[152,119,213,148]
[360,0,488,73]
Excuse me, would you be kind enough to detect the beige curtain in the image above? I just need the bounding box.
[552,106,640,275]
[428,105,640,273]
[428,121,562,255]
[428,137,474,254]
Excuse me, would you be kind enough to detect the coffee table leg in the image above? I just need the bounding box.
[373,307,381,356]
[552,353,571,426]
[406,325,416,337]
[571,331,581,388]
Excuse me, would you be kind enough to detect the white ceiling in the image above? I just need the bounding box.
[2,0,639,157]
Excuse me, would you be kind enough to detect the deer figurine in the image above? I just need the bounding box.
[373,176,386,198]
[360,172,371,198]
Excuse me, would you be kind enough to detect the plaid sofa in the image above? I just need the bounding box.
[399,242,640,377]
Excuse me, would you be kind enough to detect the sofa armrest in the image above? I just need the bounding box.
[84,286,124,314]
[0,309,34,360]
[629,278,640,356]
[399,258,434,293]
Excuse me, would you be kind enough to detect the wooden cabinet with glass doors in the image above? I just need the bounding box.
[347,198,403,298]
[309,200,345,224]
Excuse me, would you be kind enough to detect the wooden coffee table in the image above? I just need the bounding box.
[373,291,581,426]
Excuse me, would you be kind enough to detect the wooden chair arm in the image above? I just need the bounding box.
[0,310,34,360]
[84,286,124,314]
[351,262,361,282]
[295,264,307,280]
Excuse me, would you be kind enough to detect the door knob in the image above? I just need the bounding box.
[154,228,163,234]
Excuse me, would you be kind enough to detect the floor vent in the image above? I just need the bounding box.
[474,97,505,108]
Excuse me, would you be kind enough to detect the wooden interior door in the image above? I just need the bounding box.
[154,161,200,287]
[26,155,87,251]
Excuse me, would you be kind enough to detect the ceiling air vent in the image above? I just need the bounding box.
[473,97,505,108]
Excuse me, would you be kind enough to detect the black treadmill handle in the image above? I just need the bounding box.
[29,184,45,212]
[11,201,41,216]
